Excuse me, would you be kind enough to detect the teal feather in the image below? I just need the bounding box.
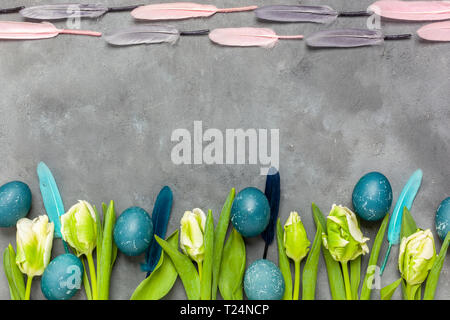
[261,167,280,259]
[142,186,173,275]
[37,162,65,238]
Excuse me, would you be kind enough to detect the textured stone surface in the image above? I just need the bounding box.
[0,0,448,300]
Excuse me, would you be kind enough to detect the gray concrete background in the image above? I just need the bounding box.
[0,0,448,300]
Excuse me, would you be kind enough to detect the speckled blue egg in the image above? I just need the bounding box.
[352,172,393,222]
[41,254,83,300]
[244,259,285,300]
[114,207,153,256]
[231,187,270,238]
[436,197,450,241]
[0,181,32,227]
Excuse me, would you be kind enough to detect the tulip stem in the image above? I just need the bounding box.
[405,283,419,300]
[86,253,98,300]
[293,260,301,300]
[341,261,352,300]
[198,261,203,281]
[80,257,93,300]
[25,276,33,300]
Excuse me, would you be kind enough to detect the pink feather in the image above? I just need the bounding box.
[369,1,450,21]
[131,2,257,20]
[417,21,450,41]
[209,27,303,48]
[0,21,101,40]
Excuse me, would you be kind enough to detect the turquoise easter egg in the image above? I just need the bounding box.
[352,172,392,221]
[244,259,285,300]
[436,197,450,241]
[41,254,83,300]
[231,187,270,237]
[114,207,154,256]
[0,181,32,227]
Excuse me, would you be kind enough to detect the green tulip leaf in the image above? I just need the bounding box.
[3,244,25,300]
[97,201,116,300]
[424,232,450,300]
[131,231,179,300]
[302,224,322,300]
[155,234,200,300]
[381,278,402,300]
[212,188,235,300]
[3,247,19,300]
[401,207,417,239]
[360,214,390,300]
[277,219,293,300]
[93,205,103,273]
[111,243,118,269]
[219,228,246,300]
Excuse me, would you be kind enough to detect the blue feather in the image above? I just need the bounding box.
[141,186,173,275]
[37,162,65,238]
[261,167,280,259]
[387,169,423,245]
[380,169,422,275]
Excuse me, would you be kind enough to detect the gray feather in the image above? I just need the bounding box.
[306,29,384,48]
[104,25,180,46]
[20,4,108,20]
[255,5,338,24]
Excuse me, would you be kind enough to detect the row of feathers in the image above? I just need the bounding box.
[1,1,450,47]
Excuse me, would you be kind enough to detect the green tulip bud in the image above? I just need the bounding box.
[16,215,54,277]
[399,229,436,286]
[283,211,310,262]
[61,200,97,257]
[322,204,369,263]
[180,208,206,264]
